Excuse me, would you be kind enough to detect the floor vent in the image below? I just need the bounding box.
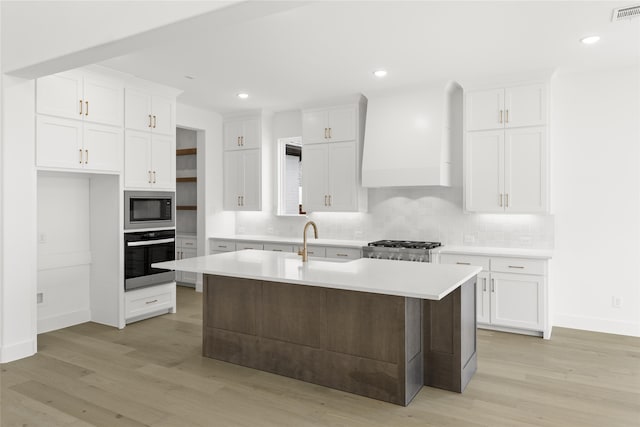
[612,4,640,21]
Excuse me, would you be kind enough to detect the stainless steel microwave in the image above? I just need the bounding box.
[124,191,175,230]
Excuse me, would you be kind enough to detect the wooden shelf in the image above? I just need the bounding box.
[176,177,197,183]
[176,148,197,156]
[176,205,197,211]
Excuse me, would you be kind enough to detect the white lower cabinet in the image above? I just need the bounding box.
[175,237,197,285]
[125,282,176,323]
[440,253,548,337]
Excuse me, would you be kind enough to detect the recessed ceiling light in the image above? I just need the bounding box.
[580,35,601,45]
[373,69,388,78]
[237,93,249,99]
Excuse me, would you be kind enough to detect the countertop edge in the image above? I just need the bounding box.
[209,235,369,248]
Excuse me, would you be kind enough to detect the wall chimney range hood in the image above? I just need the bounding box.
[361,81,462,188]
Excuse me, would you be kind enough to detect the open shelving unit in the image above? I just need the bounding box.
[176,129,198,226]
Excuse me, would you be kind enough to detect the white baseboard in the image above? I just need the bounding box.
[554,313,640,337]
[38,309,91,334]
[0,338,36,363]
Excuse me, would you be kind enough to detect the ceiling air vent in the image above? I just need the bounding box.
[612,4,640,21]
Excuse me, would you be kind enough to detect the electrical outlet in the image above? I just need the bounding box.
[612,296,622,309]
[463,234,475,244]
[37,293,44,304]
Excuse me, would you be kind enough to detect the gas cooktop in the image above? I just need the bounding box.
[367,240,442,250]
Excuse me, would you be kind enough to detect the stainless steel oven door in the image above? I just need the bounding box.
[125,230,176,291]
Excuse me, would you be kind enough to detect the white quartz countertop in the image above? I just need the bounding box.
[153,250,481,300]
[435,245,553,259]
[209,235,369,248]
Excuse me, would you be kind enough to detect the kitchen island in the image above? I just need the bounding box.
[154,250,481,406]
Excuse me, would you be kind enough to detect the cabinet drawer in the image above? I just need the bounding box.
[305,246,327,258]
[210,239,236,252]
[439,254,490,271]
[125,286,174,320]
[264,243,294,252]
[491,257,546,275]
[181,238,197,248]
[236,241,264,251]
[325,247,361,260]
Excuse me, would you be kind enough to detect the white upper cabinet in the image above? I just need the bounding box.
[124,130,175,190]
[36,69,123,172]
[301,99,366,213]
[37,70,123,126]
[302,105,357,144]
[303,141,358,212]
[224,118,261,150]
[223,149,261,211]
[465,82,549,213]
[125,88,175,136]
[466,83,546,131]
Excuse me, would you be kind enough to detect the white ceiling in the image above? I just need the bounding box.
[96,1,640,114]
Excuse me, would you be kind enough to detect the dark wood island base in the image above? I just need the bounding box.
[203,274,477,406]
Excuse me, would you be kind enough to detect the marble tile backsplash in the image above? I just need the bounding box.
[235,187,554,249]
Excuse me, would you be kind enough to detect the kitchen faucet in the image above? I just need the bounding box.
[298,221,318,262]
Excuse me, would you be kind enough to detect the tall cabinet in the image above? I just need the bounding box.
[464,83,548,213]
[223,116,264,211]
[301,97,367,212]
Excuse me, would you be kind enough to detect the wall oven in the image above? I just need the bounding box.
[124,191,175,230]
[125,229,176,291]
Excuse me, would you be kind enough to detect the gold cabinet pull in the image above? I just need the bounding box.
[153,115,157,128]
[499,193,503,207]
[506,109,509,123]
[508,265,525,269]
[152,171,157,184]
[241,136,244,146]
[483,278,487,292]
[148,171,152,183]
[85,149,88,164]
[324,195,328,206]
[241,196,244,206]
[237,196,241,206]
[328,127,332,139]
[505,193,509,207]
[499,109,503,124]
[79,100,83,115]
[145,299,158,305]
[237,136,240,146]
[491,279,495,292]
[324,128,328,139]
[328,195,332,206]
[79,149,83,164]
[85,101,89,116]
[148,115,152,128]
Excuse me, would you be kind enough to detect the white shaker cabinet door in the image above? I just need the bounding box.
[476,272,491,324]
[223,120,244,150]
[83,123,122,172]
[302,143,329,212]
[490,272,544,331]
[504,127,547,213]
[151,95,175,136]
[36,71,84,120]
[125,89,153,132]
[124,131,152,189]
[150,135,176,190]
[83,74,123,126]
[241,149,262,210]
[223,151,243,210]
[465,89,504,131]
[36,116,83,169]
[327,106,356,142]
[241,119,261,149]
[327,141,357,211]
[465,130,504,213]
[302,110,329,144]
[504,84,546,129]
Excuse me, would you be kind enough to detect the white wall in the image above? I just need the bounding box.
[551,65,640,337]
[37,174,92,333]
[0,76,37,362]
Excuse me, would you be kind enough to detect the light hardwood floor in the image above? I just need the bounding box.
[1,286,639,427]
